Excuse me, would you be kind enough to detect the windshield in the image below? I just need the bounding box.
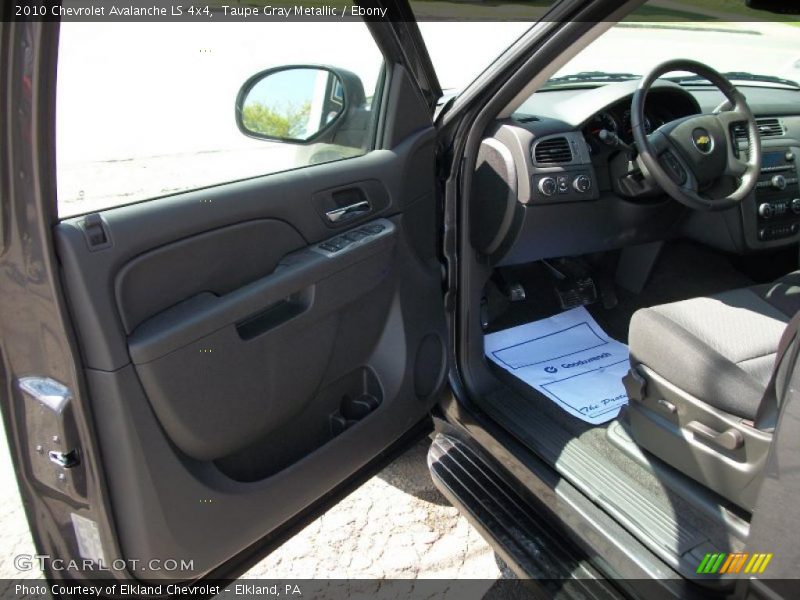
[549,20,800,89]
[414,1,799,95]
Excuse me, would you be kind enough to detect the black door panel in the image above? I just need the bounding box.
[51,119,446,578]
[79,213,444,579]
[131,227,396,461]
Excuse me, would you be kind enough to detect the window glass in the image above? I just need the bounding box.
[417,22,533,93]
[56,22,384,217]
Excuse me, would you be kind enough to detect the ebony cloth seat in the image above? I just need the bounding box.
[629,271,800,420]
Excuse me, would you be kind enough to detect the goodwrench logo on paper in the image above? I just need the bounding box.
[560,351,612,369]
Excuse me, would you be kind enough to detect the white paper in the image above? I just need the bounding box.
[485,306,629,425]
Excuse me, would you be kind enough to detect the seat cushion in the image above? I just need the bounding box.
[629,272,800,420]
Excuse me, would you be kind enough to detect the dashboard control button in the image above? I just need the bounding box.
[793,199,800,215]
[573,175,591,193]
[538,177,557,196]
[758,203,774,219]
[556,175,569,194]
[771,174,787,190]
[787,151,795,162]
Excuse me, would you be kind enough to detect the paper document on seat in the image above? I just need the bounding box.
[485,306,629,425]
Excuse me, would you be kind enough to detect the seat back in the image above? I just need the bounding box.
[755,310,800,431]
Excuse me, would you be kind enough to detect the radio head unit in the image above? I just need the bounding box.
[753,148,800,242]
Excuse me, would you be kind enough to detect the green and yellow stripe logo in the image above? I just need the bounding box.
[696,552,773,575]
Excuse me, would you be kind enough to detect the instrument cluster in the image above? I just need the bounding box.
[582,105,668,153]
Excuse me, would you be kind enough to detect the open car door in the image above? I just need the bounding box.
[0,6,447,584]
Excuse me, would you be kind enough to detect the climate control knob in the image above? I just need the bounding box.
[793,198,800,215]
[573,175,591,193]
[771,175,787,190]
[758,203,775,219]
[538,177,557,196]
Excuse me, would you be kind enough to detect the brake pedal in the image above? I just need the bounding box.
[543,258,598,310]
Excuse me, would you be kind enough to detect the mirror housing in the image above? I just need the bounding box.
[235,65,365,144]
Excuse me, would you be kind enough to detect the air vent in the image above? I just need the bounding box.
[533,137,572,164]
[733,118,784,141]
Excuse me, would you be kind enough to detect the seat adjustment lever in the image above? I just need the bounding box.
[687,421,743,451]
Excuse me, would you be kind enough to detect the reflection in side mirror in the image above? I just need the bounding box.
[236,67,345,143]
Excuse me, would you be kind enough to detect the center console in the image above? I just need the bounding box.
[753,148,800,242]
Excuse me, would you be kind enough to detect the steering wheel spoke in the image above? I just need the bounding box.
[651,133,696,190]
[725,152,749,178]
[715,106,748,129]
[714,101,756,179]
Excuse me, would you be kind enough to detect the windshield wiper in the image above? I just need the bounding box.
[668,71,800,89]
[544,71,641,87]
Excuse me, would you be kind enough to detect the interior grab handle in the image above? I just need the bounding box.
[325,200,371,223]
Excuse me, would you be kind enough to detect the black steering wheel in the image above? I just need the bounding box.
[631,59,761,211]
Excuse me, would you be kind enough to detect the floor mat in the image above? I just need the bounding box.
[484,306,629,424]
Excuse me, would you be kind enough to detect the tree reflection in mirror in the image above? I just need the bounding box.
[240,67,345,142]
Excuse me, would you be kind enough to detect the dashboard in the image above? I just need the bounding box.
[472,80,800,265]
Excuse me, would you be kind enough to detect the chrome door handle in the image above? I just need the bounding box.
[325,200,371,223]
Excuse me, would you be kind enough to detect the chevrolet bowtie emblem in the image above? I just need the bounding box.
[692,128,714,154]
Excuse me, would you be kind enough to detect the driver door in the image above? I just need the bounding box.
[0,8,446,583]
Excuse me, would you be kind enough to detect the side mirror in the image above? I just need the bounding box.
[235,66,363,144]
